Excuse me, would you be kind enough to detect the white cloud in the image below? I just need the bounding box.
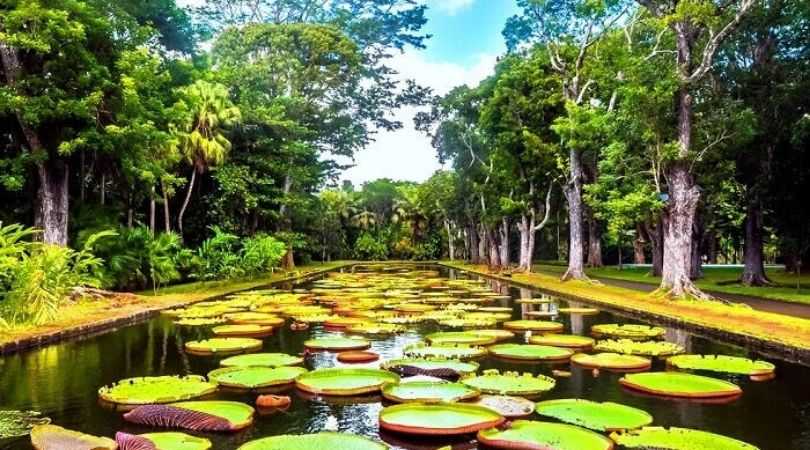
[426,0,476,15]
[337,50,497,187]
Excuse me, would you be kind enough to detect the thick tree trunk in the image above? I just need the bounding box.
[468,220,479,263]
[282,245,295,269]
[444,219,455,260]
[633,224,646,264]
[660,163,704,298]
[562,149,587,280]
[499,217,510,267]
[690,210,704,280]
[707,232,718,264]
[35,159,70,246]
[487,227,501,269]
[518,215,532,271]
[478,226,488,264]
[741,192,770,286]
[177,169,197,238]
[586,207,603,267]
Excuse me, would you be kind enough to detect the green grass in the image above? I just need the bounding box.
[533,264,810,305]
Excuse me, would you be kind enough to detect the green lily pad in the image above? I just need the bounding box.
[379,403,504,436]
[175,318,227,327]
[118,432,212,450]
[594,339,685,357]
[237,432,387,450]
[535,399,653,431]
[426,332,497,346]
[529,334,595,349]
[470,329,515,341]
[208,366,308,390]
[620,372,742,399]
[462,370,556,396]
[212,324,273,337]
[403,343,487,360]
[477,420,613,450]
[503,320,564,332]
[667,355,776,378]
[220,353,303,368]
[304,337,370,351]
[30,425,116,450]
[571,353,652,371]
[558,307,600,315]
[382,381,480,403]
[98,376,217,405]
[295,368,400,396]
[0,410,50,439]
[488,344,573,362]
[381,358,480,376]
[613,427,760,450]
[185,338,263,356]
[591,324,665,340]
[346,323,406,335]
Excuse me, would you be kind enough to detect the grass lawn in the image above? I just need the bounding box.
[0,261,352,349]
[445,261,810,353]
[533,263,810,305]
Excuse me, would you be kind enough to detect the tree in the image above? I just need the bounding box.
[174,80,241,237]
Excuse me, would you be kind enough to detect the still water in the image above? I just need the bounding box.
[1,266,809,449]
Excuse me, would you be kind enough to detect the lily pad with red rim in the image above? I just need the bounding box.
[98,376,217,405]
[295,368,400,396]
[488,344,573,362]
[219,353,303,368]
[534,399,653,432]
[185,338,263,356]
[379,403,504,436]
[426,332,498,346]
[123,400,255,432]
[529,334,594,350]
[571,353,652,372]
[382,381,480,403]
[477,420,614,450]
[612,426,760,450]
[212,324,273,338]
[381,358,480,378]
[619,372,742,399]
[503,320,564,332]
[237,432,387,450]
[30,425,116,450]
[115,431,212,450]
[666,354,775,380]
[461,370,556,396]
[207,366,308,390]
[303,336,370,351]
[594,339,685,357]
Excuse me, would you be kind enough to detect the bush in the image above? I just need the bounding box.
[190,227,287,281]
[354,232,388,260]
[241,234,287,276]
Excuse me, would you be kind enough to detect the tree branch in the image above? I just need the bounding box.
[686,0,757,84]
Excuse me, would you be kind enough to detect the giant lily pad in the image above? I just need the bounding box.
[470,329,515,341]
[426,332,497,346]
[123,401,254,432]
[379,403,504,436]
[535,399,653,432]
[591,324,665,340]
[471,395,535,418]
[0,410,50,439]
[558,307,600,315]
[529,334,594,350]
[304,337,370,351]
[381,358,480,378]
[595,339,685,357]
[208,366,308,390]
[382,381,480,403]
[462,370,556,396]
[503,320,564,333]
[98,376,217,405]
[346,323,405,335]
[220,353,303,368]
[295,368,399,396]
[619,372,742,399]
[488,344,573,362]
[613,427,760,450]
[212,324,273,338]
[403,343,487,360]
[237,432,387,450]
[30,425,116,450]
[571,353,652,372]
[477,420,614,450]
[185,338,263,356]
[666,355,775,380]
[115,432,211,450]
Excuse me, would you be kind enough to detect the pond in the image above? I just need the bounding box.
[1,264,809,449]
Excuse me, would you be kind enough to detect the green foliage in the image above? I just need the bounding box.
[353,233,388,261]
[190,227,287,281]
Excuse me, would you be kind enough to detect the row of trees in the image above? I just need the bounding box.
[416,0,810,299]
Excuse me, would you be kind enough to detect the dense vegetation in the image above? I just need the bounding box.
[1,0,809,325]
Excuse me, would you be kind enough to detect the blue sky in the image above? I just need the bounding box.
[340,0,519,186]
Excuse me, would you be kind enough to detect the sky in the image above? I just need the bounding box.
[339,0,519,187]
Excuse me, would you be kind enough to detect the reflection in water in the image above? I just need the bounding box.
[0,266,808,450]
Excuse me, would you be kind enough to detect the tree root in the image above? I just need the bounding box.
[560,269,590,282]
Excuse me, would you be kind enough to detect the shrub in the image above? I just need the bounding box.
[354,232,388,261]
[241,234,287,276]
[190,228,287,281]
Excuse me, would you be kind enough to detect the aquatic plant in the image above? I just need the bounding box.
[535,399,653,432]
[591,324,665,340]
[503,320,564,332]
[219,353,303,368]
[461,370,556,396]
[295,368,400,396]
[0,410,50,439]
[207,366,308,390]
[403,343,488,360]
[98,376,217,405]
[477,420,614,450]
[529,334,594,349]
[303,336,370,351]
[237,432,387,450]
[382,381,480,403]
[471,395,535,418]
[619,372,742,399]
[426,331,498,346]
[594,339,685,356]
[184,338,263,356]
[571,353,652,371]
[379,403,504,436]
[612,426,760,450]
[30,424,116,450]
[666,355,775,379]
[123,401,254,432]
[381,358,480,378]
[115,431,211,450]
[488,344,574,362]
[212,324,273,338]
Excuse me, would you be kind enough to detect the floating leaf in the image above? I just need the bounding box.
[237,432,387,450]
[208,366,308,390]
[462,370,556,396]
[219,353,303,368]
[666,355,775,379]
[591,324,665,340]
[620,372,742,399]
[379,403,504,436]
[488,344,573,362]
[123,401,254,432]
[30,425,116,450]
[571,352,652,371]
[613,426,760,450]
[477,420,613,450]
[382,381,480,403]
[0,410,50,439]
[594,339,685,356]
[295,368,399,396]
[98,376,217,405]
[535,399,653,431]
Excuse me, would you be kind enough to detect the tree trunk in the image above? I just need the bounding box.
[177,169,197,238]
[660,163,704,298]
[149,186,156,236]
[645,221,664,276]
[633,224,646,264]
[741,192,770,286]
[690,213,704,280]
[487,227,501,268]
[445,219,455,260]
[468,220,479,263]
[478,226,488,264]
[35,159,70,246]
[518,215,531,271]
[282,244,295,269]
[707,232,718,264]
[586,208,603,267]
[161,180,171,233]
[100,173,106,206]
[499,217,510,267]
[562,149,587,280]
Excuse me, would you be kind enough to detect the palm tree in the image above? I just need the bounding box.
[174,81,241,237]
